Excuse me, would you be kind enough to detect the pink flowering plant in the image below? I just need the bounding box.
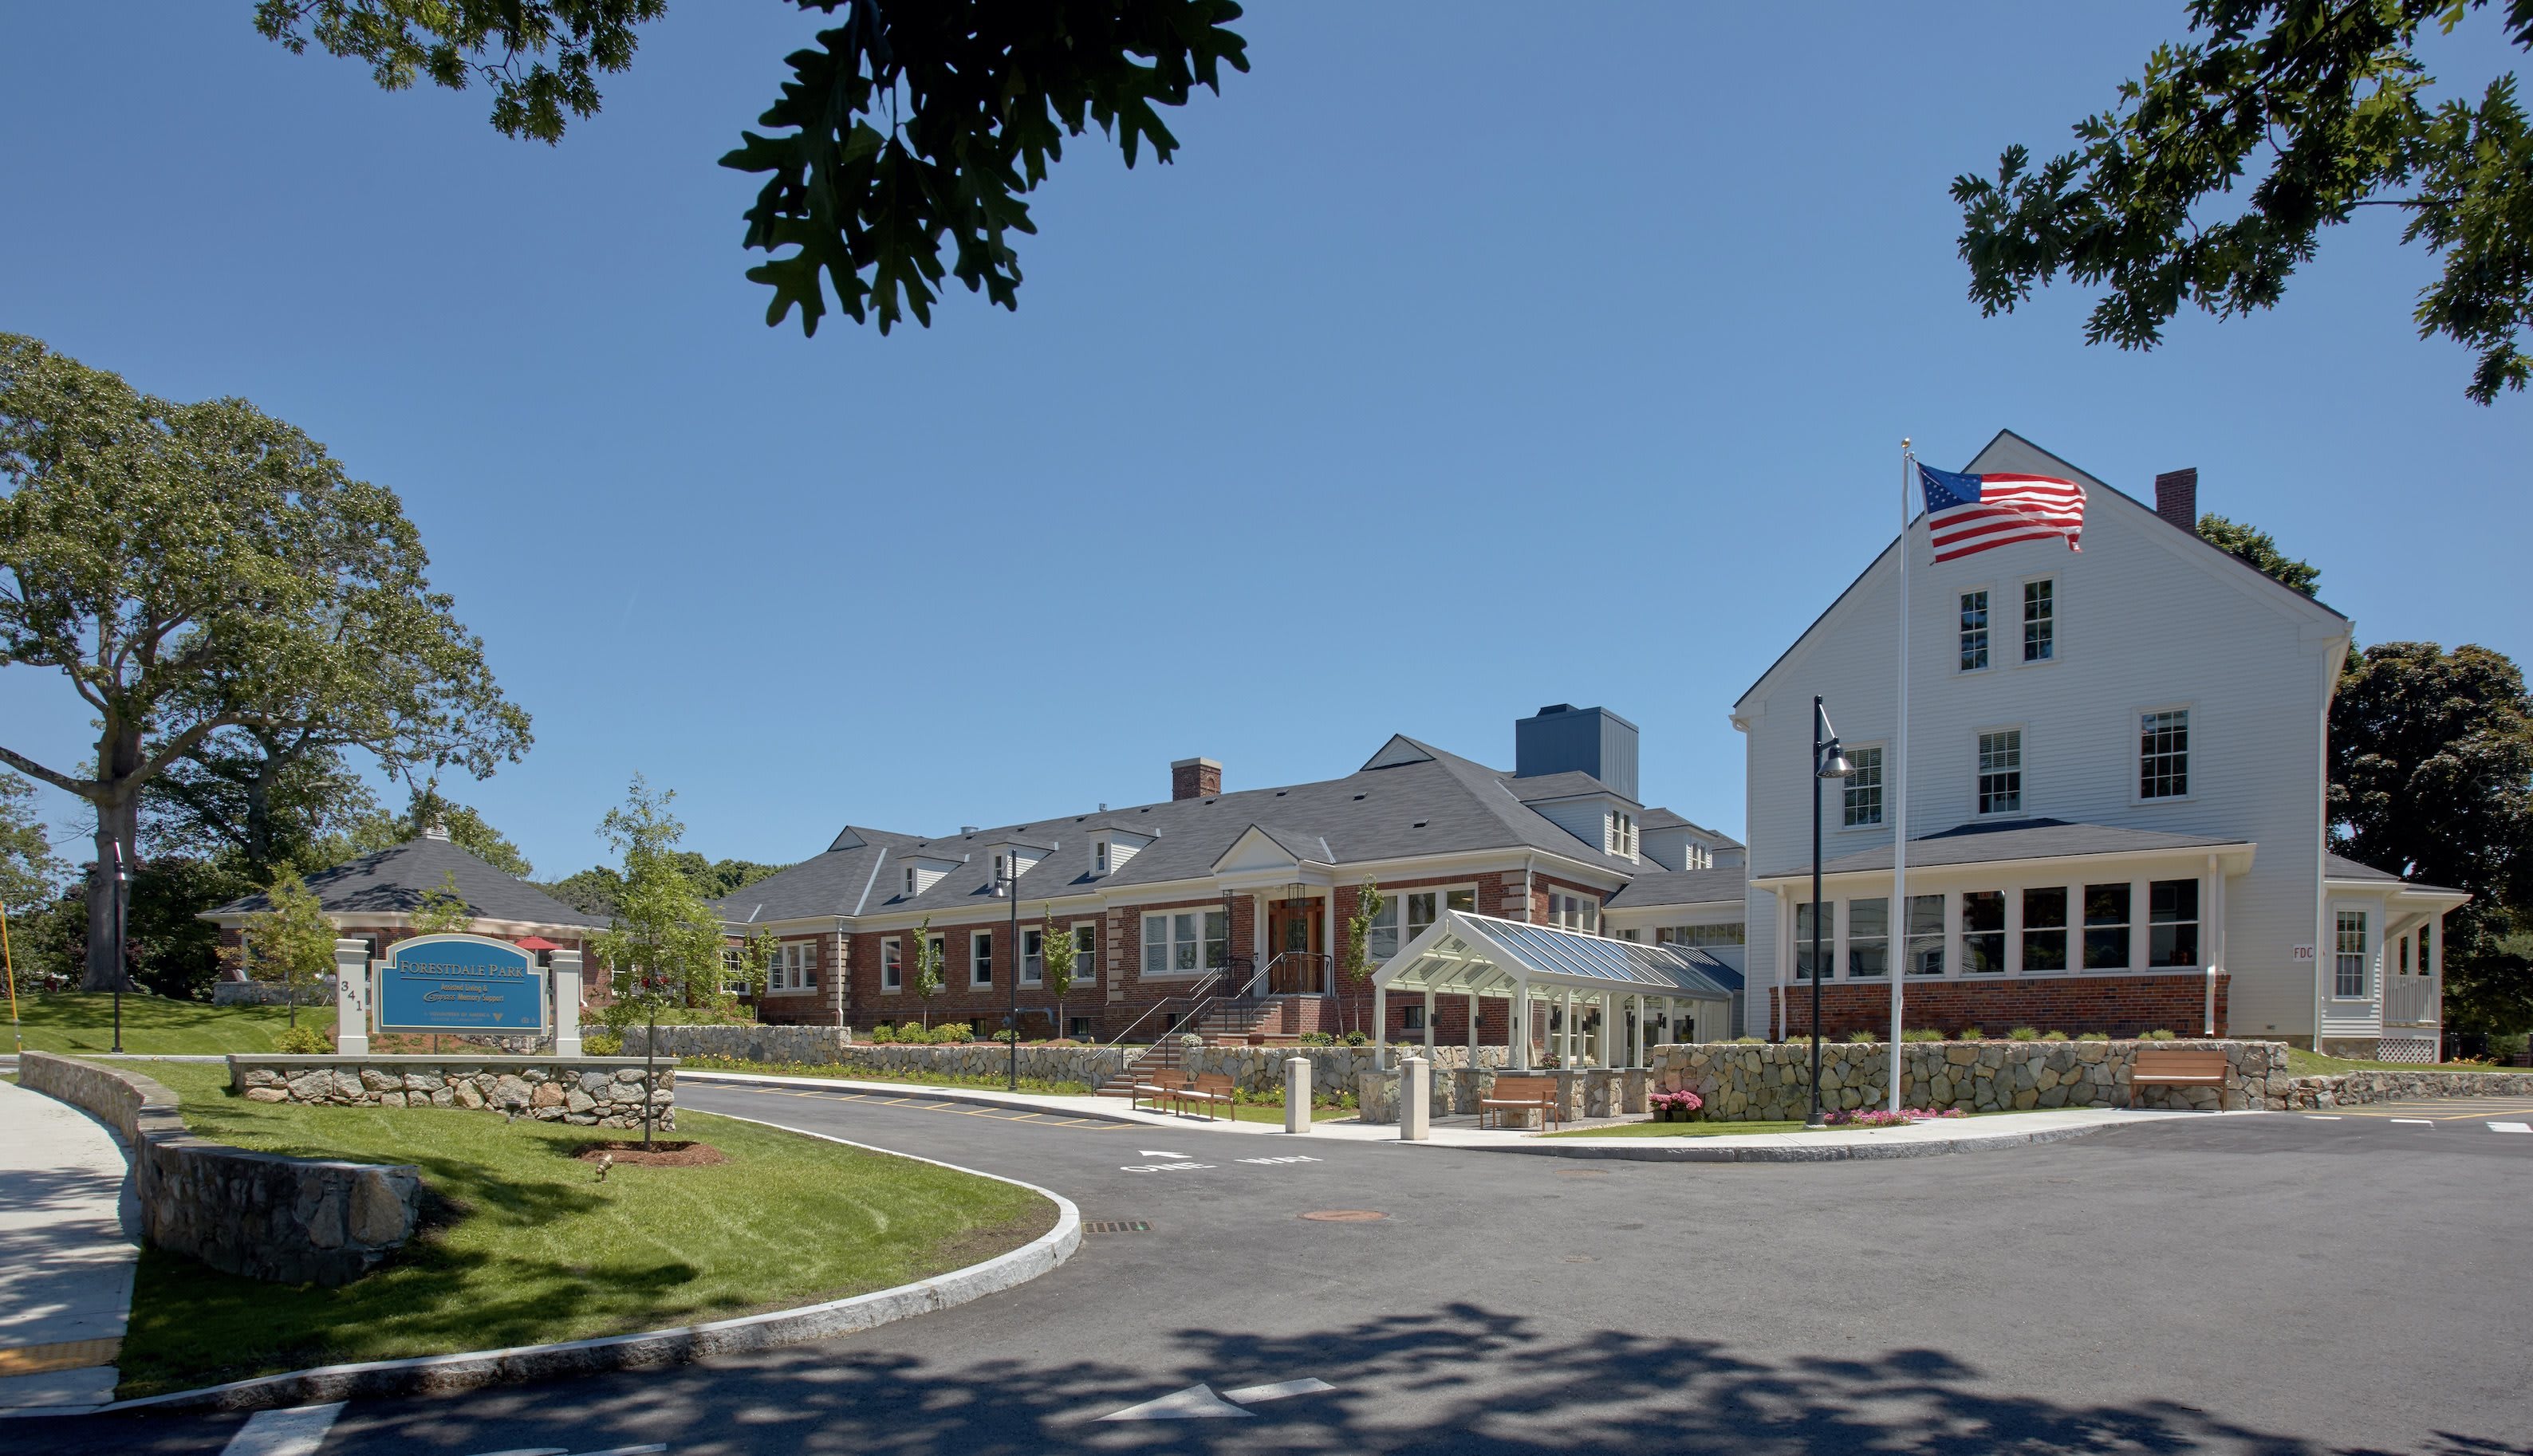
[1649,1089,1704,1120]
[1822,1107,1966,1127]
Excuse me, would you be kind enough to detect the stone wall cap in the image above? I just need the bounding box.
[224,1054,680,1068]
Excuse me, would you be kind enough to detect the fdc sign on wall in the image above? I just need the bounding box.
[377,934,549,1034]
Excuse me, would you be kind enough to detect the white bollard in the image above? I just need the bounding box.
[551,950,584,1057]
[1400,1056,1431,1141]
[1285,1057,1312,1134]
[333,939,370,1055]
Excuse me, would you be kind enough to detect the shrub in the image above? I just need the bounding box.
[1845,1029,1878,1043]
[1958,1027,1984,1041]
[1901,1028,1945,1043]
[1730,1036,1768,1045]
[2007,1027,2041,1041]
[2145,1028,2177,1041]
[869,1023,896,1044]
[1178,1031,1204,1048]
[1342,1030,1369,1046]
[991,1028,1020,1043]
[1298,1031,1334,1046]
[936,1022,974,1044]
[581,1029,623,1056]
[275,1025,332,1055]
[2039,1030,2069,1042]
[2076,1031,2110,1041]
[1649,1089,1704,1112]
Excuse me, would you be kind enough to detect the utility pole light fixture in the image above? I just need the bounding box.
[998,857,1020,1092]
[1806,696,1852,1129]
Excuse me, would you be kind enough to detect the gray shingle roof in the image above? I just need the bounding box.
[2326,852,2465,894]
[208,836,609,930]
[711,826,929,923]
[1759,818,2250,880]
[1605,867,1748,911]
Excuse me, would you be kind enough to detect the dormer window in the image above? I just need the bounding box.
[993,853,1007,882]
[1094,839,1110,876]
[1606,810,1638,859]
[904,867,916,895]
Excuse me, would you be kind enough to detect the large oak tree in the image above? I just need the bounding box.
[0,335,528,990]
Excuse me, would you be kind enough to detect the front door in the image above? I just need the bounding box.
[1266,899,1324,994]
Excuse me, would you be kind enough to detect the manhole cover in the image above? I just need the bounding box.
[1083,1221,1151,1234]
[1298,1210,1388,1222]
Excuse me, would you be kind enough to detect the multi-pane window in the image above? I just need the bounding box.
[2082,883,2130,970]
[1073,923,1098,982]
[1842,745,1884,827]
[1961,891,2006,973]
[1549,891,1599,933]
[1142,911,1229,975]
[2335,911,2370,998]
[765,942,814,993]
[1607,812,1638,857]
[1960,590,1991,671]
[2021,887,2069,971]
[1794,901,1830,980]
[881,937,903,990]
[1682,841,1712,869]
[2140,710,2189,799]
[1904,894,1945,975]
[1657,923,1746,948]
[2148,880,2200,967]
[904,867,917,895]
[1021,928,1044,985]
[1977,730,2023,815]
[1846,897,1888,978]
[721,947,749,996]
[970,931,994,986]
[2023,579,2054,662]
[2417,922,2432,983]
[1369,887,1475,961]
[1093,840,1110,876]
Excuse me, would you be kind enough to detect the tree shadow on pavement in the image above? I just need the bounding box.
[320,1301,2531,1456]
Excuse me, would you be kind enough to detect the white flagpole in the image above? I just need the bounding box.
[1891,439,1913,1112]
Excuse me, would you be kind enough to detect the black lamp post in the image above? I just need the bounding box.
[112,842,128,1054]
[1806,695,1853,1128]
[999,857,1020,1091]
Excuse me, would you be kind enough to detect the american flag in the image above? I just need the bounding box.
[1918,463,2086,563]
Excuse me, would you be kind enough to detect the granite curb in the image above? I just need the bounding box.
[86,1120,1081,1417]
[1412,1116,2153,1162]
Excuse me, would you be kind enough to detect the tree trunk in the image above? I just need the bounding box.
[81,790,140,993]
[642,1005,658,1150]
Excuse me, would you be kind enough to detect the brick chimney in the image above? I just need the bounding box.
[1171,757,1223,801]
[2155,467,2198,532]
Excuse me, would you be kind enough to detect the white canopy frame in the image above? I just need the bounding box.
[1371,911,1738,1071]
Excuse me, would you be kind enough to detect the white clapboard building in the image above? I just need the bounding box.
[1731,430,2464,1058]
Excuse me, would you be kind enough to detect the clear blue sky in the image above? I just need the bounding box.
[2,4,2523,880]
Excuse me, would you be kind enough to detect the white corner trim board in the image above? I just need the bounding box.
[97,1120,1081,1417]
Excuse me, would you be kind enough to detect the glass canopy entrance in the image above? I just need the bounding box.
[1372,911,1742,1069]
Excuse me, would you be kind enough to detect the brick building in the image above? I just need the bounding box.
[719,706,1746,1043]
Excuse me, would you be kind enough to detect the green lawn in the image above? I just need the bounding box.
[116,1060,1054,1398]
[6,993,316,1055]
[2284,1047,2512,1076]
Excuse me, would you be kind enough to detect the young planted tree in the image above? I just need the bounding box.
[244,868,337,1029]
[908,917,944,1030]
[1041,907,1081,1042]
[589,777,725,1147]
[1341,879,1385,1037]
[0,335,528,991]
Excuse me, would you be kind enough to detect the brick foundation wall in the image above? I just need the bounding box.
[1768,972,2230,1041]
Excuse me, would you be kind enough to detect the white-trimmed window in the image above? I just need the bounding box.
[1656,923,1745,948]
[1073,922,1098,983]
[1793,900,1830,980]
[1681,840,1712,869]
[2140,709,2189,800]
[1842,744,1884,827]
[1369,887,1477,961]
[1846,898,1887,978]
[1904,894,1944,976]
[880,936,903,991]
[1021,928,1044,985]
[1548,891,1598,934]
[2082,883,2130,970]
[2148,879,2200,967]
[768,941,814,993]
[904,866,917,896]
[971,931,994,987]
[2021,888,2068,972]
[1605,812,1638,858]
[2417,921,2433,985]
[1962,891,2005,974]
[721,947,749,996]
[2335,911,2370,998]
[1141,910,1228,976]
[1093,839,1110,876]
[1976,729,2023,815]
[1959,589,1991,671]
[2022,578,2054,662]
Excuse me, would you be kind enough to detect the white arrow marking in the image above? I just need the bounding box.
[1223,1377,1336,1404]
[1121,1162,1215,1172]
[1137,1149,1192,1158]
[2492,1121,2530,1133]
[1097,1383,1255,1421]
[222,1403,345,1456]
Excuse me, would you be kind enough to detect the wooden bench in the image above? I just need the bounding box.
[1175,1072,1239,1120]
[1132,1072,1188,1114]
[2130,1048,2230,1110]
[1479,1075,1563,1131]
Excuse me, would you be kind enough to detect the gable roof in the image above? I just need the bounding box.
[207,836,609,931]
[1735,429,2348,716]
[1605,867,1749,911]
[2326,852,2466,895]
[713,826,931,923]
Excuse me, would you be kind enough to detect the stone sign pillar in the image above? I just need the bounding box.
[333,939,371,1055]
[1400,1056,1431,1141]
[551,950,583,1057]
[1284,1056,1312,1134]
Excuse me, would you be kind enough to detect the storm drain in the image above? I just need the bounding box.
[1083,1220,1152,1234]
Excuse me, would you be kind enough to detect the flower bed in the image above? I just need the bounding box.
[1649,1088,1704,1123]
[1820,1106,1966,1127]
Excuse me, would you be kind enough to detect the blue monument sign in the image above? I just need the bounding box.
[378,934,549,1034]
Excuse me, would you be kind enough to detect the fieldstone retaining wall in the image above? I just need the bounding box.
[624,1025,1129,1088]
[22,1051,422,1286]
[1647,1039,2287,1119]
[228,1056,676,1131]
[1357,1064,1647,1125]
[2281,1067,2533,1108]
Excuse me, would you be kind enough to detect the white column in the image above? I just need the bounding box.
[1323,889,1338,995]
[1284,1055,1312,1134]
[1511,987,1530,1070]
[2430,911,2446,1033]
[2130,876,2153,973]
[1562,987,1576,1066]
[1631,992,1645,1068]
[333,939,370,1056]
[551,949,583,1057]
[1252,892,1269,995]
[1373,983,1389,1069]
[1400,1055,1431,1141]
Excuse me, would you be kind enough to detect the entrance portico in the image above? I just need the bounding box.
[1374,911,1739,1070]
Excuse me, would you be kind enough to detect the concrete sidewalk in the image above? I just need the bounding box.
[679,1068,2213,1159]
[0,1076,139,1417]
